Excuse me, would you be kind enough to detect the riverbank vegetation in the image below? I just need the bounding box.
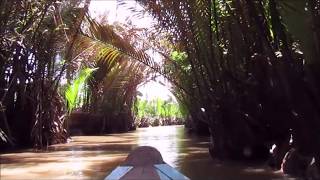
[1,0,320,179]
[0,0,91,148]
[133,98,186,127]
[135,0,320,178]
[0,0,182,148]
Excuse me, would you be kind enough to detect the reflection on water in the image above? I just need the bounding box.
[138,126,180,167]
[1,125,287,180]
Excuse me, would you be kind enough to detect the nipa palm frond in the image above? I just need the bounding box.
[65,67,98,113]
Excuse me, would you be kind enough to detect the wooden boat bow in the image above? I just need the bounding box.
[105,146,190,180]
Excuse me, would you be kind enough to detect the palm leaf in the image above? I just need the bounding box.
[65,67,98,113]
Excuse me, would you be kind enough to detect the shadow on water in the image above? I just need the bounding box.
[1,125,290,180]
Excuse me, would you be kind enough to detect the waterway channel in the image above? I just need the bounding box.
[1,125,289,180]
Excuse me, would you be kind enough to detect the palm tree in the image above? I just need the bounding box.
[67,16,157,132]
[0,0,91,148]
[137,0,320,163]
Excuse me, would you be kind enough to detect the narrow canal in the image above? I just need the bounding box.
[1,126,288,180]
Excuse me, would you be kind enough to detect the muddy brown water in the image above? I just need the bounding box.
[1,125,292,180]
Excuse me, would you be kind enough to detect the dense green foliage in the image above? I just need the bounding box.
[65,67,97,114]
[136,0,320,167]
[68,15,159,133]
[1,1,320,177]
[0,0,164,148]
[0,0,90,148]
[134,98,185,119]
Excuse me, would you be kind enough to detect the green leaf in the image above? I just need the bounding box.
[65,67,98,114]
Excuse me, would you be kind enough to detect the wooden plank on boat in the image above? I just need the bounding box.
[154,164,190,180]
[104,166,133,180]
[123,146,164,166]
[104,146,190,180]
[121,166,160,180]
